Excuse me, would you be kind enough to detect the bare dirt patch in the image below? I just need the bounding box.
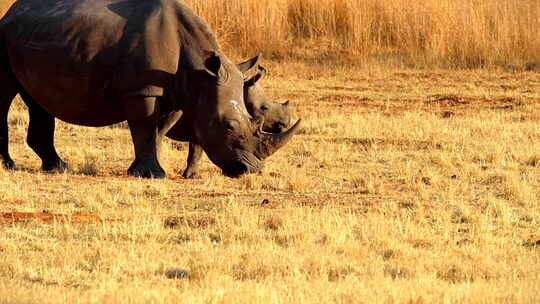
[0,212,105,223]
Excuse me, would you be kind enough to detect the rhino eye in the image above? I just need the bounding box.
[260,105,269,112]
[225,120,239,132]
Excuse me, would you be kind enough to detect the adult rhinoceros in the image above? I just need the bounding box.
[0,0,300,178]
[175,62,293,178]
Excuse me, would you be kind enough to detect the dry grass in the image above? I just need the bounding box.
[194,0,540,68]
[1,61,540,303]
[184,0,540,68]
[2,0,540,68]
[1,0,540,302]
[0,1,10,16]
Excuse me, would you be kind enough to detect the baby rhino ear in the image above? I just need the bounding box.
[202,50,222,77]
[237,54,261,74]
[245,66,266,87]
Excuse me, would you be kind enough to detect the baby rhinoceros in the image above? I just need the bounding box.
[183,65,292,178]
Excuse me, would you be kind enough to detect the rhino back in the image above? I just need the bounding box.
[0,0,215,126]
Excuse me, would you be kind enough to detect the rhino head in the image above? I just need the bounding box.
[185,51,301,178]
[242,64,291,133]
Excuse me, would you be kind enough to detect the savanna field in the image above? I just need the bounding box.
[1,1,540,303]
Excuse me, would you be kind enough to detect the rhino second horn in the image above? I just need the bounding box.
[251,117,265,133]
[256,119,302,159]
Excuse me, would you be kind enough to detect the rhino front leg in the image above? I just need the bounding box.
[182,142,203,179]
[125,96,165,178]
[20,91,68,172]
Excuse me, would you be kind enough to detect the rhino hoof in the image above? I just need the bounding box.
[128,164,166,179]
[2,159,16,170]
[42,159,69,173]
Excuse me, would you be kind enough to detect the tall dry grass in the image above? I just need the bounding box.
[2,0,540,67]
[186,0,540,68]
[0,1,11,18]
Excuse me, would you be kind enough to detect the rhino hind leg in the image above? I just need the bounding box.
[19,90,68,172]
[0,69,18,170]
[182,143,203,179]
[125,96,165,179]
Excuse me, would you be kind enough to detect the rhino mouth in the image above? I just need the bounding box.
[268,122,288,133]
[223,161,248,178]
[222,153,263,178]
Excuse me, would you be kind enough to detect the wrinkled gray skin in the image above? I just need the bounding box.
[0,0,300,178]
[179,63,292,178]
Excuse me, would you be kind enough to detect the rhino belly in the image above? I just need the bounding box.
[9,47,126,127]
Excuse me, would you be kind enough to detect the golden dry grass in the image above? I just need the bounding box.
[1,1,540,303]
[1,61,540,303]
[2,0,540,68]
[187,0,540,68]
[0,1,9,16]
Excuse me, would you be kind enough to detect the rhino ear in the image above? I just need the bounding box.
[202,50,221,77]
[245,66,266,87]
[237,54,261,74]
[283,100,290,107]
[257,65,267,79]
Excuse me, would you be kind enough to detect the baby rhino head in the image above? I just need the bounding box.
[242,65,292,133]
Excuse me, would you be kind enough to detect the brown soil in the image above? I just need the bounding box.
[0,212,105,223]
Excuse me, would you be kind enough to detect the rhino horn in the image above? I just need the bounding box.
[251,117,265,133]
[255,119,302,159]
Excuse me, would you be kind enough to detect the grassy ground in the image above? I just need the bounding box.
[0,61,539,303]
